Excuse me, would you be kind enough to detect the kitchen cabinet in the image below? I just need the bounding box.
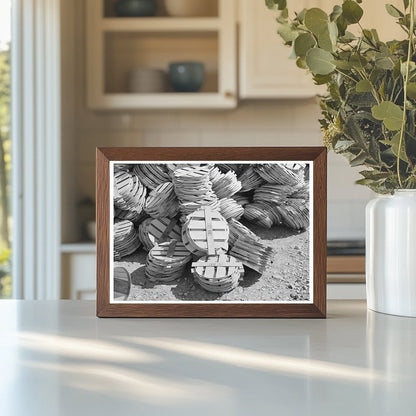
[238,0,404,99]
[86,0,237,109]
[61,245,96,300]
[238,0,325,99]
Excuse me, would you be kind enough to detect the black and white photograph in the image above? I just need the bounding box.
[110,161,312,303]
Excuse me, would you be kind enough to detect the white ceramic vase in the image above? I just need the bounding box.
[366,190,416,317]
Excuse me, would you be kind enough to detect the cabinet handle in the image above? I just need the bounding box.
[225,91,234,99]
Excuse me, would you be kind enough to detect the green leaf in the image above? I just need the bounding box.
[306,48,335,75]
[318,27,334,52]
[339,31,356,43]
[266,0,287,11]
[403,0,410,9]
[294,33,316,58]
[342,0,364,24]
[277,23,298,43]
[356,79,372,92]
[336,15,348,36]
[350,152,368,167]
[372,101,404,130]
[407,82,416,99]
[382,132,409,162]
[330,5,342,22]
[385,4,404,18]
[334,140,355,151]
[333,60,353,70]
[371,29,380,42]
[296,8,307,23]
[313,74,332,85]
[375,55,395,70]
[296,57,308,69]
[304,8,329,35]
[350,54,368,70]
[360,170,391,180]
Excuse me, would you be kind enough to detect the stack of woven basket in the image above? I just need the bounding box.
[240,164,309,230]
[114,220,141,260]
[138,217,182,251]
[112,162,309,293]
[133,164,171,189]
[114,170,147,217]
[144,182,179,218]
[145,240,192,282]
[173,165,219,216]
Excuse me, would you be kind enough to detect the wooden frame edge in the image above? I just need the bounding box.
[96,147,327,318]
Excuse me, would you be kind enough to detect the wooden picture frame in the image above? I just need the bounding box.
[96,147,327,318]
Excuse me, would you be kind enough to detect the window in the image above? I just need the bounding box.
[0,0,11,298]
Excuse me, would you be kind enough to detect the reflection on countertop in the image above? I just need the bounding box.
[0,300,416,415]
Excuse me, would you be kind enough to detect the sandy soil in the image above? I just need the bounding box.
[115,220,310,302]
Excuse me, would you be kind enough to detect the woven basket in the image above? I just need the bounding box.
[145,239,192,282]
[228,218,259,248]
[210,167,242,199]
[232,193,251,207]
[133,164,171,190]
[114,164,134,172]
[114,266,131,301]
[114,170,147,213]
[276,200,310,230]
[173,165,218,216]
[138,218,155,251]
[181,226,206,257]
[183,207,229,255]
[219,198,244,220]
[192,253,244,293]
[243,203,275,228]
[238,166,265,192]
[114,220,141,259]
[254,163,304,186]
[139,217,182,251]
[114,207,147,225]
[229,236,273,273]
[253,184,294,205]
[144,182,179,218]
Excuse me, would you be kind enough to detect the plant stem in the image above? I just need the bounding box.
[397,0,415,188]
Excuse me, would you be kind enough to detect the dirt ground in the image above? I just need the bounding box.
[115,220,310,302]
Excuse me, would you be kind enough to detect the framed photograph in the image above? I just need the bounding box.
[96,147,327,318]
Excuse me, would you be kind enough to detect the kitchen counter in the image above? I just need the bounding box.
[0,300,415,415]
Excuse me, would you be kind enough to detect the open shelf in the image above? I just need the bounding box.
[102,17,220,32]
[103,0,219,18]
[87,0,236,109]
[104,31,218,94]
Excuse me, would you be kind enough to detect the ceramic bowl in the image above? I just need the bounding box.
[114,0,158,17]
[128,68,167,93]
[168,62,205,92]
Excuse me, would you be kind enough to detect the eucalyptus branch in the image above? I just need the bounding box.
[397,0,415,188]
[334,68,358,84]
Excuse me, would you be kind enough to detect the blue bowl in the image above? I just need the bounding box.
[114,0,157,17]
[168,62,205,93]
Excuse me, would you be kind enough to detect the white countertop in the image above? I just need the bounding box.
[0,300,415,415]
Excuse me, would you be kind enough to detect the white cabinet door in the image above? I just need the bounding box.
[239,0,326,99]
[62,253,96,300]
[238,0,404,99]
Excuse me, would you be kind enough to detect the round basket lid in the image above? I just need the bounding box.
[184,207,229,255]
[149,240,192,265]
[192,254,243,280]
